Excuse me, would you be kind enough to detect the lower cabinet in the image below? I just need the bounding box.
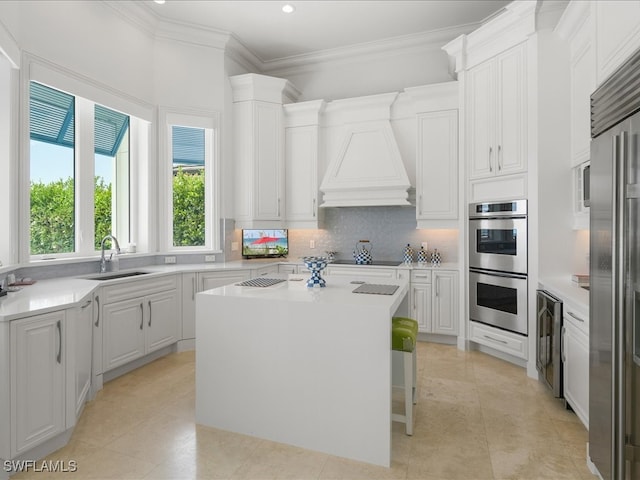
[562,310,589,429]
[10,310,66,456]
[411,269,458,336]
[101,276,179,372]
[71,294,93,422]
[181,270,252,343]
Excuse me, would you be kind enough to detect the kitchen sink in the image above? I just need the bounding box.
[85,271,151,281]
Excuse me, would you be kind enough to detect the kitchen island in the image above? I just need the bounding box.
[195,274,409,467]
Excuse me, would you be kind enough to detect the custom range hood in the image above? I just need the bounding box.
[319,92,412,207]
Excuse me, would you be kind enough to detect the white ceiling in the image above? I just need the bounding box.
[140,0,513,63]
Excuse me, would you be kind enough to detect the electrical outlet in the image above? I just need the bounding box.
[231,242,239,251]
[421,242,428,249]
[205,255,216,262]
[164,256,176,264]
[310,240,315,249]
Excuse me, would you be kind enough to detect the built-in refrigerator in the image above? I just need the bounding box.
[589,46,640,480]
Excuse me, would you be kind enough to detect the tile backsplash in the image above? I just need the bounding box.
[229,206,459,264]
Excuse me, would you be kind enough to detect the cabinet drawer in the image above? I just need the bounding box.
[469,321,528,360]
[101,275,177,304]
[410,270,432,283]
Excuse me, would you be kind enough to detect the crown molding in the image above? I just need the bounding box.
[0,16,20,68]
[259,23,478,77]
[555,0,591,41]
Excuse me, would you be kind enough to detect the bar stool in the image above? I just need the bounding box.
[391,316,418,435]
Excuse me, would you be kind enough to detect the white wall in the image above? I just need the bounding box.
[0,55,12,266]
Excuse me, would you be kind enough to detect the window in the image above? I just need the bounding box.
[172,126,205,247]
[162,110,219,252]
[29,81,133,257]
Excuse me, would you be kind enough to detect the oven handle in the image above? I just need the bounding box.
[469,268,527,280]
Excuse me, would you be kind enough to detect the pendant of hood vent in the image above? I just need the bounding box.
[319,92,412,207]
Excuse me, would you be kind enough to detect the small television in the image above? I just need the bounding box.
[241,229,288,259]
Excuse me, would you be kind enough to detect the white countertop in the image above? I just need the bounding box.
[0,258,456,322]
[538,275,589,316]
[199,274,409,313]
[0,278,99,321]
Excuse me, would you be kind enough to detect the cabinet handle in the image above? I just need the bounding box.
[497,145,502,171]
[192,277,196,301]
[419,195,423,216]
[148,300,152,327]
[413,288,417,310]
[483,334,507,345]
[567,311,584,322]
[81,298,92,309]
[313,198,316,217]
[489,147,493,172]
[94,295,100,327]
[436,277,440,297]
[56,320,62,364]
[140,303,144,330]
[278,198,281,217]
[561,325,566,363]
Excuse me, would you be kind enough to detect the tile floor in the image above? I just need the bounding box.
[13,342,594,479]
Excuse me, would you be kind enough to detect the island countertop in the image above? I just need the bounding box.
[195,274,409,467]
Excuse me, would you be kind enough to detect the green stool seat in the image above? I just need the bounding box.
[392,317,418,353]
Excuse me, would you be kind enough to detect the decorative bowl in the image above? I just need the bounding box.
[301,256,328,288]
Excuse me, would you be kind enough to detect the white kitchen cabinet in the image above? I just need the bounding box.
[102,298,146,371]
[324,265,397,280]
[251,264,280,277]
[199,270,250,292]
[278,263,299,274]
[411,276,432,332]
[469,320,528,360]
[410,269,458,336]
[284,100,325,229]
[145,290,180,353]
[231,74,297,229]
[70,294,93,422]
[466,43,527,180]
[432,270,458,335]
[562,308,589,429]
[10,310,66,456]
[101,275,179,372]
[416,109,458,224]
[181,273,197,341]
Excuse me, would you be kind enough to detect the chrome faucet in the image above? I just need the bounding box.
[100,235,121,273]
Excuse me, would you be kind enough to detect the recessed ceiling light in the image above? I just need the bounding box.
[154,0,166,4]
[282,4,295,14]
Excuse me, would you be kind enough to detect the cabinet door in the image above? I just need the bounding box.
[11,311,65,455]
[411,282,432,333]
[467,59,496,179]
[416,110,458,221]
[103,298,145,372]
[74,297,93,419]
[563,320,589,429]
[496,44,527,176]
[278,264,298,274]
[254,101,284,221]
[146,290,180,353]
[286,125,319,224]
[199,271,250,291]
[432,271,458,335]
[181,273,197,340]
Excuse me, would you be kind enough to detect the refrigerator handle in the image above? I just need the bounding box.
[613,131,628,479]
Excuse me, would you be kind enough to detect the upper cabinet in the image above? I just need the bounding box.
[466,43,527,180]
[405,82,459,228]
[231,74,300,230]
[284,100,325,229]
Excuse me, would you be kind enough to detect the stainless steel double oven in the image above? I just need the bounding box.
[468,200,528,336]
